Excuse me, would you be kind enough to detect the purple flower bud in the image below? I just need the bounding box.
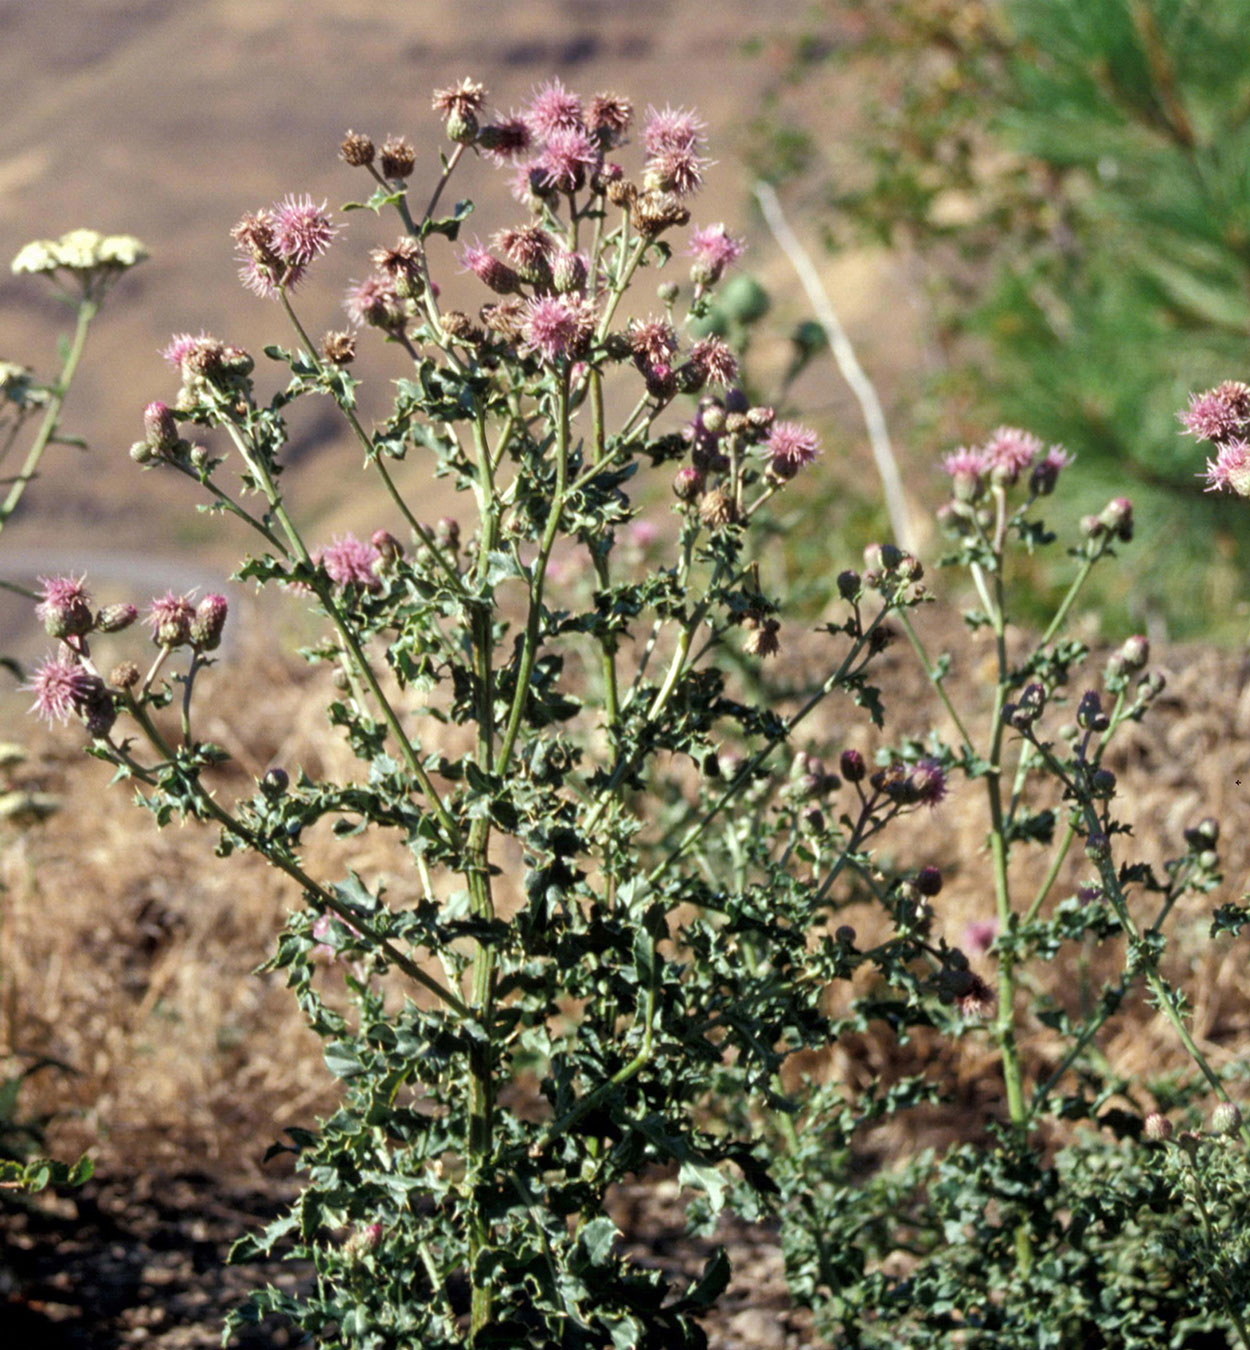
[915,866,943,897]
[191,594,228,650]
[840,749,865,783]
[672,465,704,502]
[144,400,179,451]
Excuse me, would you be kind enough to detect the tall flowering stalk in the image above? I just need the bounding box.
[0,231,146,606]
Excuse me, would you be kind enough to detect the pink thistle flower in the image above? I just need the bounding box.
[230,209,278,262]
[908,757,948,808]
[942,446,988,478]
[629,317,678,366]
[23,652,96,725]
[459,240,521,295]
[161,331,216,370]
[586,92,633,146]
[321,533,382,591]
[148,591,196,647]
[270,194,338,266]
[521,295,594,364]
[689,336,739,387]
[537,126,601,193]
[481,113,532,165]
[643,103,706,156]
[431,78,487,118]
[35,574,93,639]
[343,274,405,332]
[493,225,556,281]
[766,421,822,473]
[644,145,709,198]
[687,223,745,286]
[240,257,304,299]
[962,919,999,958]
[1203,437,1250,497]
[524,78,584,138]
[1179,380,1250,443]
[983,425,1043,482]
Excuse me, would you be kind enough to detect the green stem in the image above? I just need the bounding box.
[0,299,97,535]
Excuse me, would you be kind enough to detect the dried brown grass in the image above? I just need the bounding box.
[3,606,1250,1182]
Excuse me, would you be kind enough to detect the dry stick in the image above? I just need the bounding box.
[752,182,916,554]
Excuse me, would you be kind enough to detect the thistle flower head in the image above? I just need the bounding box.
[643,145,710,198]
[766,421,821,474]
[459,241,521,295]
[537,126,601,193]
[344,274,406,332]
[23,652,97,725]
[643,103,706,156]
[270,194,338,266]
[1179,381,1250,443]
[983,425,1043,483]
[689,336,738,387]
[586,92,633,146]
[524,78,584,138]
[432,78,487,118]
[320,533,382,591]
[161,331,217,371]
[629,317,678,367]
[687,223,745,285]
[35,574,93,639]
[148,591,197,647]
[1202,437,1250,497]
[521,295,594,364]
[480,114,532,165]
[908,757,948,808]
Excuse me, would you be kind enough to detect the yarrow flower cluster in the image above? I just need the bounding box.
[1178,380,1250,497]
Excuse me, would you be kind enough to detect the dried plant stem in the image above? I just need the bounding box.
[752,181,915,552]
[0,298,97,536]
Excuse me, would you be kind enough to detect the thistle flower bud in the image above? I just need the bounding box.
[1186,817,1220,848]
[801,805,825,832]
[657,280,679,304]
[143,400,179,451]
[915,866,943,897]
[261,766,289,796]
[1211,1101,1242,1136]
[340,130,375,167]
[837,570,861,601]
[371,529,403,564]
[96,603,138,633]
[672,465,704,502]
[835,925,856,947]
[699,401,727,438]
[109,660,141,690]
[1090,768,1117,797]
[1076,690,1104,731]
[433,517,460,551]
[1099,497,1133,542]
[190,594,228,650]
[82,684,117,739]
[445,107,479,144]
[840,749,865,783]
[550,249,588,294]
[130,440,158,465]
[1118,635,1149,672]
[1139,670,1167,702]
[1079,514,1105,540]
[1143,1112,1172,1142]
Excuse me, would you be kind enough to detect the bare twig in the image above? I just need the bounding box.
[753,181,916,552]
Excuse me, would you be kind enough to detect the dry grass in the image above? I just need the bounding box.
[3,604,1250,1183]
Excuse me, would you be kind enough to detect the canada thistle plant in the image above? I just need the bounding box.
[20,77,1250,1348]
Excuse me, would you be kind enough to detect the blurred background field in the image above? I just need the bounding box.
[5,1,1250,1343]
